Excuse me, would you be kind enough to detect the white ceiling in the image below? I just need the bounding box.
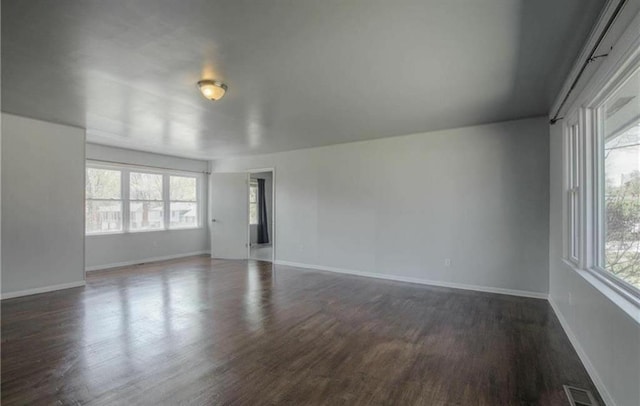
[2,0,606,159]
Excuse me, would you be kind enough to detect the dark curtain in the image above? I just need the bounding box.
[257,178,270,244]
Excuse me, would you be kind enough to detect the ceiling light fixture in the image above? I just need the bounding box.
[197,80,227,101]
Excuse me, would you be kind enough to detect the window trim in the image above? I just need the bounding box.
[85,161,204,235]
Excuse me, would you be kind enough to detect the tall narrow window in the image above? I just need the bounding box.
[86,168,122,234]
[249,180,258,225]
[130,172,164,231]
[567,122,581,263]
[597,66,640,291]
[169,175,198,229]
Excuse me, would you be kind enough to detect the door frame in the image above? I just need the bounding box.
[246,167,276,263]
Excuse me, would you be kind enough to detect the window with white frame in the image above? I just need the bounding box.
[593,65,640,292]
[249,180,258,225]
[170,175,199,229]
[129,172,164,231]
[85,163,201,234]
[86,168,123,233]
[566,119,582,264]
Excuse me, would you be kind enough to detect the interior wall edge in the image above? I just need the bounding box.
[275,260,549,300]
[0,280,86,300]
[85,251,211,272]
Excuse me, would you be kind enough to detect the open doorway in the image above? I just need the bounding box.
[248,170,274,262]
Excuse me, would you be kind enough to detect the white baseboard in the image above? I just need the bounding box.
[85,251,211,272]
[1,280,86,300]
[274,260,548,300]
[548,297,615,406]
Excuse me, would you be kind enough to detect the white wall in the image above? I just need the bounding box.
[85,144,210,270]
[214,117,549,296]
[1,113,85,297]
[250,171,273,245]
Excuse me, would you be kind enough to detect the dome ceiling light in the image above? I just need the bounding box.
[197,80,227,101]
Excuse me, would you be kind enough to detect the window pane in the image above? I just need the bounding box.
[130,172,163,200]
[130,201,164,231]
[86,168,121,199]
[86,200,122,233]
[602,67,640,290]
[249,203,258,225]
[170,176,197,201]
[170,202,198,228]
[249,184,258,203]
[570,192,579,259]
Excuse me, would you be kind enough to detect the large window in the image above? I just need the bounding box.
[596,66,640,292]
[85,163,201,235]
[565,58,640,299]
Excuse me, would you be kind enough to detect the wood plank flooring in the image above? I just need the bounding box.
[1,256,601,405]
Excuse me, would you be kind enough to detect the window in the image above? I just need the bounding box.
[559,12,640,311]
[566,120,581,264]
[85,163,201,235]
[170,175,198,229]
[129,172,164,231]
[594,65,640,292]
[86,168,122,233]
[249,180,258,225]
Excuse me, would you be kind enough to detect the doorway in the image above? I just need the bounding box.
[248,170,274,262]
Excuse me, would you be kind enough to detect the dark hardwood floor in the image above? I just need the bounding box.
[2,256,601,405]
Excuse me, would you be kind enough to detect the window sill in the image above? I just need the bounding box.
[85,231,124,237]
[86,227,204,237]
[563,259,640,324]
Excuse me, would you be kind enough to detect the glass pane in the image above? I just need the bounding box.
[249,202,258,225]
[130,172,163,200]
[602,66,640,290]
[86,200,122,233]
[170,176,197,201]
[130,201,164,231]
[86,168,121,199]
[249,184,258,203]
[571,125,579,188]
[170,202,198,228]
[571,192,579,259]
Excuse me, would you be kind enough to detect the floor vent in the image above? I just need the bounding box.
[563,385,598,406]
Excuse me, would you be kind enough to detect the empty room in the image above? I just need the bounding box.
[1,1,639,405]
